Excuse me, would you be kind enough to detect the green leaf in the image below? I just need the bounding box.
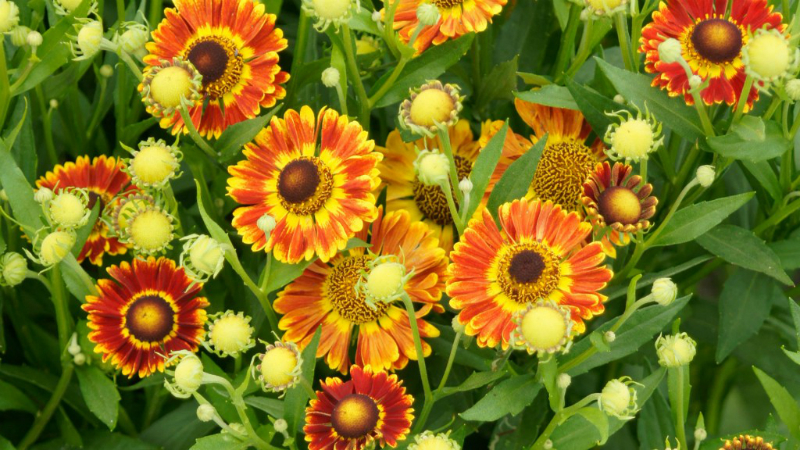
[770,239,800,270]
[560,296,690,376]
[284,327,321,436]
[460,373,542,422]
[517,72,552,86]
[754,366,800,441]
[371,34,475,108]
[566,80,630,136]
[716,269,781,362]
[439,370,508,399]
[347,8,381,35]
[244,397,284,418]
[0,114,43,233]
[595,58,705,141]
[476,57,519,109]
[486,136,547,220]
[741,160,782,203]
[191,433,250,450]
[141,402,215,449]
[72,204,100,258]
[605,256,712,301]
[514,85,578,110]
[697,224,793,285]
[573,407,610,445]
[75,365,120,430]
[60,254,97,303]
[264,258,316,295]
[707,117,791,162]
[667,365,691,432]
[0,379,37,413]
[651,192,755,247]
[788,298,800,350]
[465,122,508,220]
[216,106,282,163]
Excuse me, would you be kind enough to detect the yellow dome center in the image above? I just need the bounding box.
[150,66,194,109]
[50,192,86,227]
[210,314,253,355]
[410,89,455,128]
[367,262,406,299]
[331,394,380,439]
[587,0,623,11]
[328,256,390,324]
[520,305,567,351]
[260,347,298,387]
[129,210,173,251]
[132,145,178,185]
[598,186,641,225]
[57,0,82,12]
[116,198,150,232]
[612,119,654,159]
[747,32,790,79]
[312,0,352,19]
[174,356,204,392]
[40,231,76,265]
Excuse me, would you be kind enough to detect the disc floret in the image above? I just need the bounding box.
[203,311,256,358]
[253,341,303,394]
[604,105,664,162]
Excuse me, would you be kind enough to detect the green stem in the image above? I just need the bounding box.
[178,103,218,160]
[561,17,595,82]
[383,0,401,57]
[529,394,601,450]
[36,87,59,166]
[163,183,183,235]
[17,364,75,450]
[341,25,370,129]
[731,75,754,124]
[753,197,800,236]
[705,358,736,434]
[614,13,634,72]
[207,375,271,450]
[553,5,582,80]
[438,127,463,205]
[781,143,793,191]
[763,97,782,121]
[147,0,164,29]
[236,264,279,333]
[368,57,408,107]
[0,42,9,127]
[789,110,800,139]
[51,265,73,351]
[86,78,109,140]
[118,52,143,82]
[442,182,465,235]
[674,366,688,450]
[415,331,463,430]
[403,293,432,434]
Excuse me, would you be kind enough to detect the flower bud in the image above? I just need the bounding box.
[787,79,800,101]
[302,0,357,32]
[451,316,466,334]
[39,230,76,266]
[49,99,59,109]
[416,3,441,26]
[100,64,114,78]
[49,189,90,229]
[689,75,702,89]
[656,332,696,367]
[0,252,27,287]
[73,353,86,365]
[605,107,663,162]
[26,31,43,47]
[372,10,381,23]
[408,431,461,450]
[694,427,707,442]
[613,94,625,104]
[414,150,450,187]
[10,26,30,46]
[255,341,303,393]
[35,187,54,204]
[651,277,678,306]
[604,330,616,343]
[599,377,639,420]
[321,67,340,88]
[75,21,104,61]
[140,58,203,118]
[743,28,796,82]
[0,0,20,33]
[172,353,204,396]
[696,165,715,188]
[400,81,463,137]
[512,302,574,355]
[184,234,226,280]
[197,404,216,422]
[543,440,553,450]
[257,213,277,237]
[274,418,288,433]
[557,373,572,389]
[126,206,175,255]
[458,177,473,195]
[658,38,683,64]
[117,24,148,59]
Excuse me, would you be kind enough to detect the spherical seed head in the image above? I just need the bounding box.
[49,191,88,228]
[150,66,194,110]
[651,277,678,306]
[130,141,180,187]
[76,21,104,59]
[611,119,655,160]
[408,431,461,450]
[258,343,301,390]
[312,0,351,20]
[400,81,463,137]
[321,67,340,87]
[585,0,627,15]
[518,304,570,352]
[744,29,793,81]
[658,38,683,64]
[410,89,455,128]
[366,261,407,301]
[0,0,20,33]
[188,235,225,277]
[26,31,43,47]
[656,332,697,367]
[696,165,715,188]
[599,378,638,419]
[173,354,204,395]
[208,311,254,357]
[57,0,83,13]
[197,404,216,422]
[128,208,174,254]
[414,150,450,186]
[40,231,76,265]
[0,252,27,287]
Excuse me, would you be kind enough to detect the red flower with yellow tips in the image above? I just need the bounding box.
[82,257,209,378]
[36,155,133,266]
[145,0,289,138]
[227,106,382,264]
[640,0,783,112]
[448,198,612,349]
[304,365,414,450]
[275,208,447,374]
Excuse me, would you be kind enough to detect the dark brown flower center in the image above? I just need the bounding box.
[508,250,546,284]
[598,186,641,225]
[331,394,380,439]
[691,18,743,64]
[277,157,333,216]
[125,295,175,343]
[413,155,472,226]
[433,0,464,8]
[188,40,228,83]
[327,256,389,324]
[87,191,105,212]
[185,36,243,98]
[532,142,596,212]
[499,243,561,304]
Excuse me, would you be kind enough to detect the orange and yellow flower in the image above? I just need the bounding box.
[514,99,605,213]
[304,365,414,450]
[83,257,209,378]
[275,208,447,374]
[228,106,382,264]
[447,198,612,349]
[583,162,657,257]
[640,0,783,112]
[36,155,133,265]
[389,0,508,54]
[376,119,529,252]
[145,0,289,138]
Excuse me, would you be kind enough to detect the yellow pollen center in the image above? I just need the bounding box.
[312,0,352,19]
[690,18,743,64]
[612,119,654,159]
[747,33,790,79]
[520,306,568,350]
[498,244,561,304]
[50,192,86,227]
[410,89,455,128]
[260,347,298,387]
[58,0,82,12]
[532,141,597,212]
[124,294,175,342]
[414,155,472,225]
[331,394,380,439]
[210,314,253,355]
[40,231,76,265]
[327,256,390,324]
[129,210,173,251]
[132,145,178,185]
[416,437,456,450]
[116,198,150,232]
[598,186,641,225]
[150,66,194,109]
[367,262,405,299]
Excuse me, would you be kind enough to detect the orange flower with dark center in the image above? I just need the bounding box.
[447,198,612,349]
[227,107,381,264]
[275,208,447,373]
[82,257,209,378]
[640,0,783,112]
[304,365,413,450]
[145,0,289,138]
[36,155,133,265]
